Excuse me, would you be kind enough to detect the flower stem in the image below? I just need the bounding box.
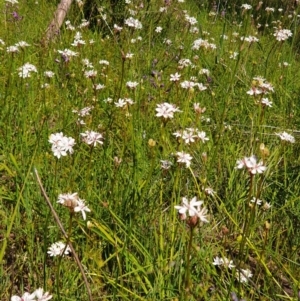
[184,226,194,298]
[56,213,73,299]
[238,173,254,265]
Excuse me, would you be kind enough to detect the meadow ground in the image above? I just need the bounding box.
[1,0,300,300]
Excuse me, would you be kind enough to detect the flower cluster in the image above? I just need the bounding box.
[155,102,181,119]
[274,28,292,41]
[275,131,295,143]
[126,81,139,89]
[44,71,55,78]
[18,63,37,78]
[176,151,193,168]
[58,49,78,62]
[180,80,207,91]
[84,69,97,78]
[49,132,75,159]
[11,288,52,301]
[71,31,86,47]
[213,256,253,283]
[213,256,235,269]
[250,197,271,210]
[236,268,253,283]
[125,17,142,29]
[115,98,135,108]
[65,20,75,31]
[81,130,104,147]
[78,19,89,29]
[192,38,216,50]
[265,7,275,12]
[241,35,259,43]
[247,76,274,96]
[173,128,209,144]
[99,59,110,66]
[72,106,94,124]
[47,241,71,257]
[236,155,266,175]
[184,13,197,25]
[7,41,30,53]
[82,58,93,68]
[6,0,19,4]
[241,4,252,10]
[250,197,262,205]
[175,196,209,226]
[178,58,193,69]
[81,58,98,80]
[58,192,91,220]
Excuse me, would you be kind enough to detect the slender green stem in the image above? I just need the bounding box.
[238,173,254,265]
[56,213,73,300]
[117,56,125,100]
[184,226,194,297]
[188,167,202,198]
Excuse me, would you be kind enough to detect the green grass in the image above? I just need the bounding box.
[1,0,300,300]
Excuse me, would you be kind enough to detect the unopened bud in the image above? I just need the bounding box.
[237,234,243,243]
[148,139,156,147]
[187,215,198,228]
[221,225,229,235]
[265,220,271,230]
[202,152,207,163]
[87,221,93,228]
[260,143,270,157]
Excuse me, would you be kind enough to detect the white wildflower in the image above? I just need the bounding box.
[160,160,172,170]
[155,26,163,33]
[7,46,19,53]
[47,241,71,257]
[275,131,295,143]
[81,130,104,147]
[49,132,75,159]
[274,28,292,41]
[18,63,37,78]
[261,98,272,107]
[236,155,267,174]
[170,72,181,82]
[236,268,253,283]
[251,197,263,205]
[44,71,55,78]
[176,151,193,168]
[15,41,30,48]
[126,81,139,89]
[155,103,181,119]
[125,17,142,29]
[241,4,252,10]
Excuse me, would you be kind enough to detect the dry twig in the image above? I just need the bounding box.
[34,168,93,301]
